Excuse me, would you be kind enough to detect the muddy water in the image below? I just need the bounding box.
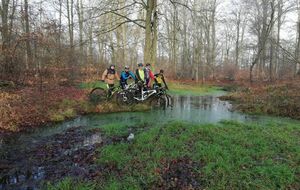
[0,94,299,189]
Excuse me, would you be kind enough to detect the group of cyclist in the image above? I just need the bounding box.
[101,63,168,93]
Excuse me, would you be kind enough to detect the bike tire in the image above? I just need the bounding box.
[89,87,107,104]
[150,95,167,109]
[116,91,135,106]
[166,94,173,107]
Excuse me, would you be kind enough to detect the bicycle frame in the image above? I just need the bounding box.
[134,89,157,101]
[124,82,137,90]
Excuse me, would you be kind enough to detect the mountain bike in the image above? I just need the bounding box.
[126,81,173,108]
[115,83,136,106]
[88,82,134,105]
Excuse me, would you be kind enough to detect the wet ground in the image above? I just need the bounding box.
[1,127,105,190]
[1,94,299,189]
[155,157,203,189]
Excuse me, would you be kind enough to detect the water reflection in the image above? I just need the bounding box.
[156,95,246,124]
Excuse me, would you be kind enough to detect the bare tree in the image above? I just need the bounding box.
[67,0,74,48]
[249,0,276,82]
[296,0,300,74]
[77,0,84,64]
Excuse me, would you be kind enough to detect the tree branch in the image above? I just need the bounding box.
[169,0,192,12]
[111,11,145,29]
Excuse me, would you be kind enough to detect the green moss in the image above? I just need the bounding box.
[60,99,77,108]
[78,100,94,113]
[49,113,65,122]
[62,108,76,118]
[49,108,76,122]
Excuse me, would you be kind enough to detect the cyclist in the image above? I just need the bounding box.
[120,65,136,89]
[135,63,147,97]
[135,63,145,83]
[101,64,120,96]
[144,63,155,88]
[154,69,168,89]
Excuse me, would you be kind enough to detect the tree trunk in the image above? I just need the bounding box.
[250,0,275,82]
[1,0,10,66]
[296,0,300,75]
[67,0,74,48]
[66,0,75,81]
[24,0,32,70]
[270,32,274,81]
[59,0,62,48]
[88,24,94,63]
[259,0,269,80]
[211,0,217,79]
[171,3,178,78]
[235,11,241,67]
[144,0,158,67]
[77,0,84,65]
[275,0,283,78]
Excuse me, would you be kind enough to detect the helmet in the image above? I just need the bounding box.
[146,63,151,67]
[125,65,129,69]
[138,63,143,67]
[110,64,115,69]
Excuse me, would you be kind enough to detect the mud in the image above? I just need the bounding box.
[0,127,106,190]
[155,157,203,190]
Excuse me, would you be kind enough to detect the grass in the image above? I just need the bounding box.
[47,120,300,189]
[100,121,150,139]
[168,82,223,96]
[101,123,131,137]
[78,81,107,89]
[46,178,95,190]
[79,81,223,96]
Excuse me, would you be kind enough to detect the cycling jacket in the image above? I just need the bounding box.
[120,71,136,82]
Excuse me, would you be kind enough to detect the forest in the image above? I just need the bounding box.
[0,0,300,189]
[0,0,299,84]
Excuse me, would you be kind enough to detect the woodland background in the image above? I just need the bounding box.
[1,0,300,87]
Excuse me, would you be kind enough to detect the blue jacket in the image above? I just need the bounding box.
[120,71,136,82]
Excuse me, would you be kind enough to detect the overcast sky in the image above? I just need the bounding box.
[219,0,298,40]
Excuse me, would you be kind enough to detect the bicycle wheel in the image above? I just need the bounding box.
[116,90,135,106]
[150,95,167,109]
[89,87,107,104]
[166,94,173,107]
